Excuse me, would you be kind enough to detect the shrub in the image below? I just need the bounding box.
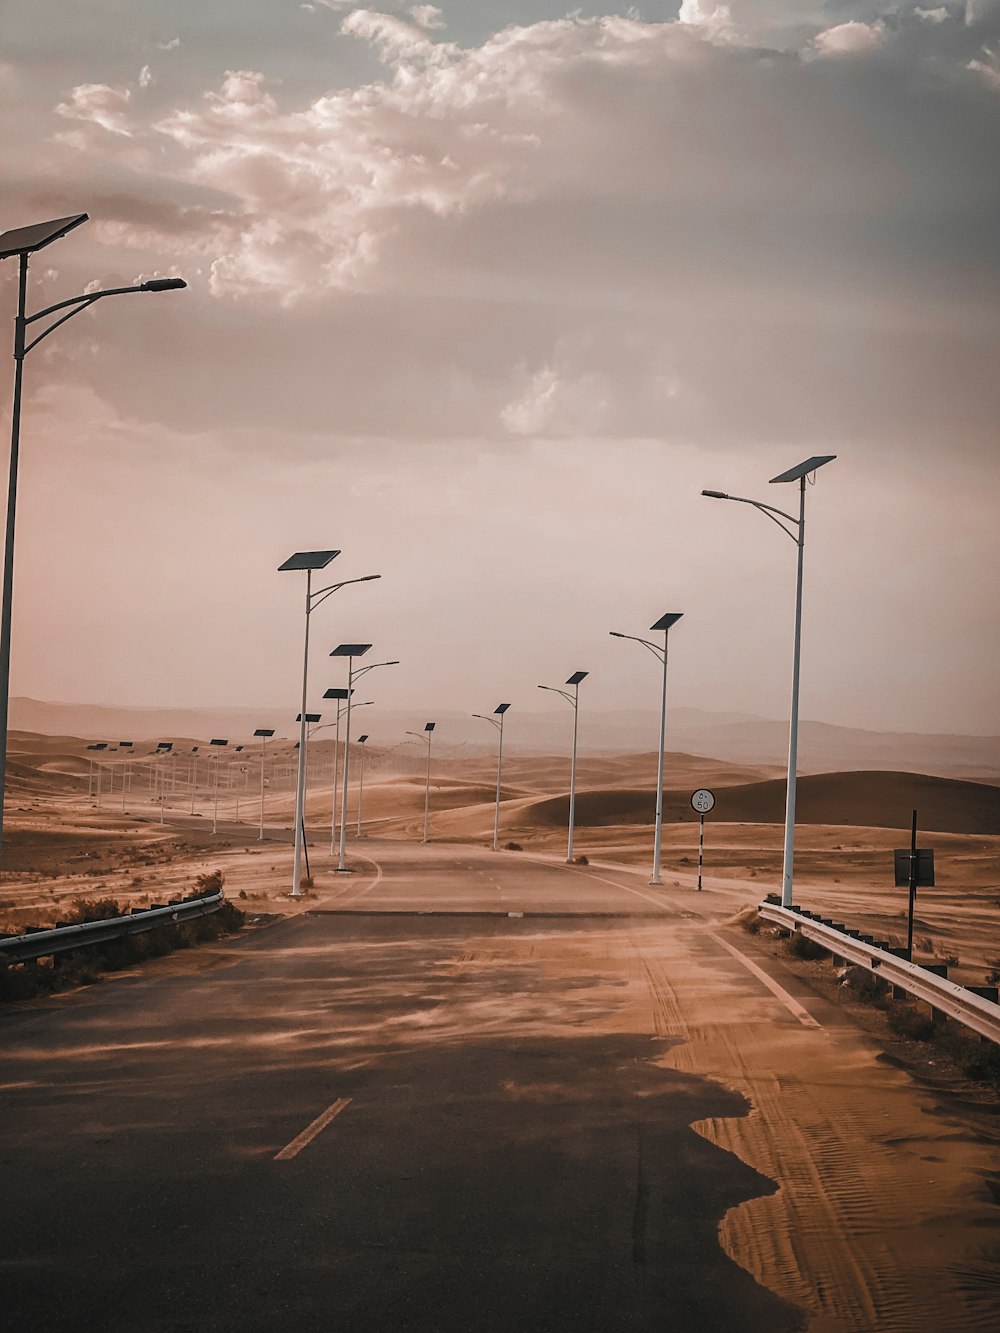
[67,896,124,924]
[840,966,888,1004]
[887,1004,937,1041]
[954,1038,1000,1086]
[573,854,589,866]
[504,842,523,852]
[789,931,829,962]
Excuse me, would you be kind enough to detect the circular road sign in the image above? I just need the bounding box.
[690,788,716,815]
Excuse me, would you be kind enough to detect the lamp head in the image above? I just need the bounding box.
[140,277,186,292]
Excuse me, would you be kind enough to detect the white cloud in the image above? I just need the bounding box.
[138,64,154,89]
[157,36,181,51]
[55,82,133,136]
[915,7,951,22]
[812,21,886,57]
[677,1,733,40]
[968,44,1000,85]
[409,4,445,30]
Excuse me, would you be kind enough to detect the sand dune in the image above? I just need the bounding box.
[511,770,1000,836]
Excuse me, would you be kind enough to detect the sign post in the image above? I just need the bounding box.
[690,789,715,891]
[894,808,935,960]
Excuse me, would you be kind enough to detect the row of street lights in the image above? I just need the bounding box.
[468,456,834,904]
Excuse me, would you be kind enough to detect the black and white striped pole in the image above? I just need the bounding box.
[691,789,715,892]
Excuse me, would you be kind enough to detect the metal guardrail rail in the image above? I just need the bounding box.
[758,902,1000,1046]
[0,890,224,964]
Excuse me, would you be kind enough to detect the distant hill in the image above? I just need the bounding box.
[9,697,1000,782]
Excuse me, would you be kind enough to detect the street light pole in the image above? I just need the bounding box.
[355,735,369,837]
[278,552,380,897]
[473,704,510,851]
[405,724,436,844]
[611,614,683,886]
[0,213,185,873]
[331,647,397,871]
[209,738,228,835]
[253,729,274,838]
[702,455,835,908]
[538,673,587,863]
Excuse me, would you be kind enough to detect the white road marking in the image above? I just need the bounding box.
[330,852,383,902]
[707,932,821,1029]
[525,855,674,913]
[274,1097,352,1160]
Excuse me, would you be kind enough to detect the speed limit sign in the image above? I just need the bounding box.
[691,788,715,814]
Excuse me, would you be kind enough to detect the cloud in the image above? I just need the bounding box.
[409,4,445,30]
[812,21,886,56]
[55,82,133,136]
[24,10,1000,458]
[138,65,154,89]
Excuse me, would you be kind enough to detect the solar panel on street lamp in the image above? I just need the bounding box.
[0,214,89,259]
[277,550,340,572]
[770,455,836,485]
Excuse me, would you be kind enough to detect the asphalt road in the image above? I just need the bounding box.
[1,840,994,1331]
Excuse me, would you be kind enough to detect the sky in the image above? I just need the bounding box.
[0,0,998,737]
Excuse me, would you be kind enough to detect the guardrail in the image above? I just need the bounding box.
[758,902,1000,1046]
[0,889,224,965]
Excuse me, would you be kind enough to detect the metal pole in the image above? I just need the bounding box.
[697,812,705,891]
[88,758,94,799]
[189,755,197,815]
[356,740,366,837]
[337,661,354,871]
[213,759,220,835]
[422,731,431,845]
[493,713,504,852]
[291,569,311,896]
[780,476,806,909]
[159,760,165,824]
[566,682,579,862]
[0,252,29,873]
[906,808,918,961]
[330,708,341,855]
[259,734,266,839]
[96,762,103,808]
[651,629,669,885]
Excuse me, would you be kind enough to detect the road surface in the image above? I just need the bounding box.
[2,839,998,1331]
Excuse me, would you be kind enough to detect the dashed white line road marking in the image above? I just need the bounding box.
[274,1097,352,1160]
[708,932,822,1029]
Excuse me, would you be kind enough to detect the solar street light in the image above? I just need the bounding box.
[0,215,186,869]
[538,673,588,862]
[473,704,511,851]
[209,738,228,835]
[611,614,683,885]
[405,723,436,845]
[278,552,380,896]
[330,645,398,871]
[701,455,835,907]
[253,728,275,839]
[355,734,370,837]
